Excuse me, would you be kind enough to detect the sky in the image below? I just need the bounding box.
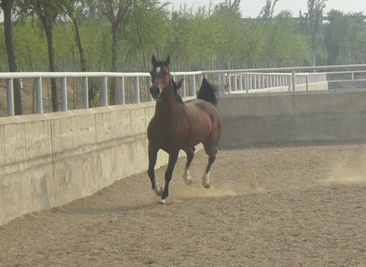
[0,1,363,22]
[170,0,366,18]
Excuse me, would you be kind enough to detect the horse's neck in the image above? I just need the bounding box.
[155,87,180,116]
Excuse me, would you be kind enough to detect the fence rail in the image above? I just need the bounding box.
[1,64,366,117]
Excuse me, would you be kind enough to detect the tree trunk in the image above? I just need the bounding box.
[109,25,118,105]
[2,0,23,115]
[137,25,147,72]
[72,18,87,72]
[44,24,58,112]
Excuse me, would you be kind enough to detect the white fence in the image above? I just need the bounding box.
[1,64,366,116]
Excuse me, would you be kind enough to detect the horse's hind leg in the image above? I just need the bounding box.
[202,149,217,189]
[182,147,195,185]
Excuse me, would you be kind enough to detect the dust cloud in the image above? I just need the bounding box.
[323,160,366,184]
[169,170,259,201]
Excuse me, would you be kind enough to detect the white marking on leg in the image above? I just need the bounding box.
[202,172,211,189]
[183,168,192,185]
[157,198,166,204]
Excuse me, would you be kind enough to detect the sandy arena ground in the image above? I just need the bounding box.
[1,141,366,266]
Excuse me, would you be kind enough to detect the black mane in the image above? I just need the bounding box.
[172,78,184,104]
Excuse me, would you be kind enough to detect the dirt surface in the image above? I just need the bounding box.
[1,141,366,266]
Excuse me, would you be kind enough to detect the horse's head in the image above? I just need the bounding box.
[150,55,171,101]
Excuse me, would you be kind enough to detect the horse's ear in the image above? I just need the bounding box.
[166,55,170,66]
[152,55,157,66]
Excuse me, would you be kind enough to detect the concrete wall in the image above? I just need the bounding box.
[2,86,366,225]
[244,81,328,94]
[218,89,366,147]
[0,100,194,226]
[328,79,366,90]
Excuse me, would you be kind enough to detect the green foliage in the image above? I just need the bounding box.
[12,18,48,71]
[0,0,365,74]
[123,0,169,71]
[325,10,366,64]
[167,5,195,71]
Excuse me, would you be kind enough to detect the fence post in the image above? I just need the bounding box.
[239,75,243,91]
[119,77,125,105]
[61,77,68,111]
[197,75,202,90]
[219,73,226,94]
[101,76,108,106]
[36,77,43,114]
[190,75,195,96]
[6,78,14,116]
[147,77,152,102]
[135,77,140,103]
[232,76,237,91]
[306,75,309,91]
[292,70,296,92]
[182,76,186,97]
[228,74,232,92]
[82,77,89,109]
[245,74,249,93]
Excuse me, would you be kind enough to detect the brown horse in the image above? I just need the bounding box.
[147,55,222,203]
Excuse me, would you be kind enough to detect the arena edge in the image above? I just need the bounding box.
[0,102,176,226]
[2,88,366,225]
[217,88,366,147]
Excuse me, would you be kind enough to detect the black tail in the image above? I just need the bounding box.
[197,78,218,106]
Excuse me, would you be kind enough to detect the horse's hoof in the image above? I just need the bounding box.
[202,180,211,189]
[184,177,193,185]
[157,198,166,204]
[183,170,192,185]
[154,185,163,196]
[202,172,211,188]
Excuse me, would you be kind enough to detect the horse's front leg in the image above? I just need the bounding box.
[159,151,179,204]
[148,145,162,196]
[182,147,195,185]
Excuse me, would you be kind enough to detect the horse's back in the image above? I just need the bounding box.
[184,99,221,124]
[183,99,221,148]
[148,98,221,152]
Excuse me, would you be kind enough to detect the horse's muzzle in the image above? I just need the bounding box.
[150,86,160,100]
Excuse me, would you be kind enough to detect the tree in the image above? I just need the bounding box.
[299,0,328,65]
[1,0,23,115]
[192,5,219,70]
[168,5,194,71]
[263,11,311,67]
[325,10,366,65]
[100,0,132,104]
[258,0,278,19]
[17,0,62,112]
[60,0,87,72]
[213,0,243,69]
[240,20,265,68]
[125,0,168,72]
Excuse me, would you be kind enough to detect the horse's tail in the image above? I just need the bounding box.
[197,77,218,106]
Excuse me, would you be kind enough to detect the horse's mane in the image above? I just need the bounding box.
[172,78,184,104]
